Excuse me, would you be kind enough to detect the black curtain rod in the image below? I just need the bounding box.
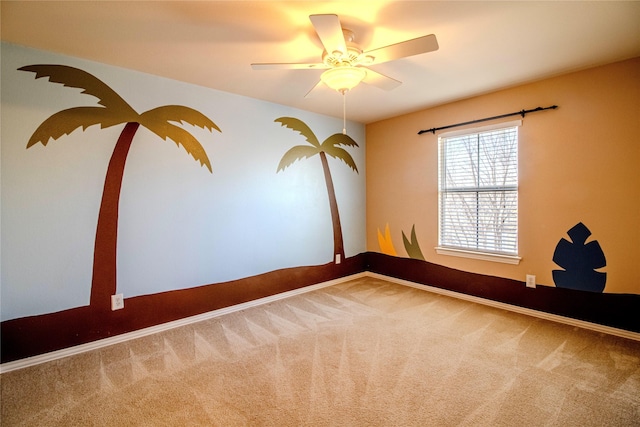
[417,105,558,135]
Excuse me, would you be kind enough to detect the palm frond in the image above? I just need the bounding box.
[322,145,359,173]
[322,133,359,148]
[274,117,320,148]
[141,106,221,133]
[145,122,213,173]
[402,225,425,261]
[377,223,397,256]
[19,65,136,115]
[277,145,320,172]
[26,107,133,148]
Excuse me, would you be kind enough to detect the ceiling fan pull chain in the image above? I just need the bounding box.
[342,91,347,134]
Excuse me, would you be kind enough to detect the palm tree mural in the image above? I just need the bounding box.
[275,117,358,263]
[20,64,221,312]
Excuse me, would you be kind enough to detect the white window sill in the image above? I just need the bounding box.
[435,247,521,265]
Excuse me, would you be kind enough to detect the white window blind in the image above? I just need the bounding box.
[438,121,519,256]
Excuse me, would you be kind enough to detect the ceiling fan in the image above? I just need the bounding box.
[251,14,439,96]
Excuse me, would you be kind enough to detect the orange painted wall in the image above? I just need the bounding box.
[366,57,640,294]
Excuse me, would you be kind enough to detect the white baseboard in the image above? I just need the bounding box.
[366,272,640,343]
[2,270,638,373]
[0,272,367,374]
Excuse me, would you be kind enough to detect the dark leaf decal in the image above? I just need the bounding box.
[552,222,606,292]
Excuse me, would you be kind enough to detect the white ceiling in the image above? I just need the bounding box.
[2,1,640,124]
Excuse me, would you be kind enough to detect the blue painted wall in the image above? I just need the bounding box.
[1,43,366,321]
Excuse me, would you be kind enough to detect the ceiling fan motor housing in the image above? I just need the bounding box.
[322,45,362,68]
[321,29,374,68]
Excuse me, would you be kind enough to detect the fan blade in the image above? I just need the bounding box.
[309,14,347,56]
[364,34,438,64]
[251,62,326,70]
[362,68,402,91]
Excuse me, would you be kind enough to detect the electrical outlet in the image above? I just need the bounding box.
[111,293,124,310]
[335,254,341,264]
[526,275,536,289]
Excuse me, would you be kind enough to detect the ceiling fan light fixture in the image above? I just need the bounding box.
[320,66,367,93]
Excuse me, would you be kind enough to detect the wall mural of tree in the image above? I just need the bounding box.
[2,60,362,363]
[275,117,359,263]
[19,64,221,312]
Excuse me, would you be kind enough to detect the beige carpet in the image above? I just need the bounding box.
[2,276,640,426]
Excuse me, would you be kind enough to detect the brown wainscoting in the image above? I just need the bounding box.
[4,252,638,364]
[1,254,367,363]
[364,252,640,333]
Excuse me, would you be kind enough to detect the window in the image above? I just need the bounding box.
[436,120,521,264]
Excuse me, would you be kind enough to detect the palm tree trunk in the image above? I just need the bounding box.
[319,151,345,263]
[90,122,140,311]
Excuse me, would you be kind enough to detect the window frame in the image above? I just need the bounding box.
[435,120,522,265]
